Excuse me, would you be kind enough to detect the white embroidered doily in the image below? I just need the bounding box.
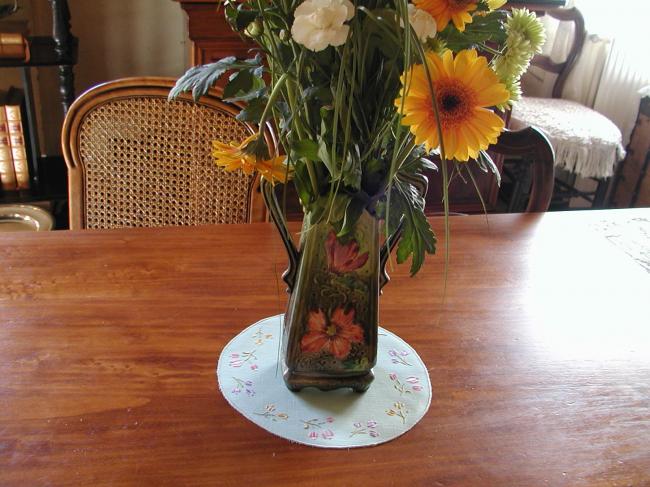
[216,315,431,448]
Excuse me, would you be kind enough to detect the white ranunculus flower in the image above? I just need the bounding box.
[407,4,437,42]
[291,0,355,52]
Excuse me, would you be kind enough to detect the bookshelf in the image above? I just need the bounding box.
[0,0,77,228]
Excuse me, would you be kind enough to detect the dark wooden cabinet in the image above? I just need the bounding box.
[174,0,560,215]
[174,0,253,65]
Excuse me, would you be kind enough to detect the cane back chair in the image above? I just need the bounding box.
[62,77,272,230]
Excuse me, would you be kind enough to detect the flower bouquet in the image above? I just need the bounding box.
[172,0,544,391]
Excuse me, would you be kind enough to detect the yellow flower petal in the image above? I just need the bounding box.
[488,0,507,11]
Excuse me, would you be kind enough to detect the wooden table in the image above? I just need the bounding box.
[1,209,649,485]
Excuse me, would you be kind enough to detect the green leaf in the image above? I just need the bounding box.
[224,2,258,31]
[342,156,362,190]
[391,180,437,275]
[396,233,413,265]
[223,69,267,103]
[339,197,366,237]
[329,193,351,224]
[293,163,315,208]
[317,136,338,179]
[441,10,507,52]
[170,55,263,101]
[236,97,267,122]
[292,139,321,161]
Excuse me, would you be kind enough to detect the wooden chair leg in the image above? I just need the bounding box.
[593,178,611,208]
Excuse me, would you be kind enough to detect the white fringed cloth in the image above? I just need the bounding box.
[512,97,626,179]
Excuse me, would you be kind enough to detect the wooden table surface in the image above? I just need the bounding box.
[1,209,649,486]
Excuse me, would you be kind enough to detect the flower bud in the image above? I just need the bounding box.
[245,19,263,38]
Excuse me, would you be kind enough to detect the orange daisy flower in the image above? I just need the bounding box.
[414,0,478,32]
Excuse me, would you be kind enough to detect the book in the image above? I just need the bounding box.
[0,32,28,61]
[5,87,30,190]
[0,90,18,190]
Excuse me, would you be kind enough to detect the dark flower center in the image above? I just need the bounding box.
[434,80,476,129]
[442,94,462,112]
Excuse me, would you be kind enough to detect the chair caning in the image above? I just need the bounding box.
[76,94,255,229]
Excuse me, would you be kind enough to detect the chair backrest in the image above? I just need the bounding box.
[530,7,586,99]
[62,77,269,230]
[493,126,555,212]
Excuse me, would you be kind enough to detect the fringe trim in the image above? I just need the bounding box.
[553,138,626,179]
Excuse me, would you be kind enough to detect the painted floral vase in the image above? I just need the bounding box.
[262,181,398,392]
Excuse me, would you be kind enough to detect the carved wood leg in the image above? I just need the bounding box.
[58,64,75,114]
[49,0,77,115]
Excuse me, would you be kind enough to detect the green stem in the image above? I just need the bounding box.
[412,34,450,295]
[258,72,289,129]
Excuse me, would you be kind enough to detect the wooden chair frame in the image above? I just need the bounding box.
[531,7,586,99]
[494,127,555,212]
[62,77,274,229]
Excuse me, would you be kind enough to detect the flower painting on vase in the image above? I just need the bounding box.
[279,211,381,391]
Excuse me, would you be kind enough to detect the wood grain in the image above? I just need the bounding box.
[1,209,649,486]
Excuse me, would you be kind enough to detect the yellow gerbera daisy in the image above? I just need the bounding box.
[414,0,478,32]
[212,133,289,184]
[395,49,510,162]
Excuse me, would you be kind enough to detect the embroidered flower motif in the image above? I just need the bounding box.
[389,373,422,395]
[252,327,274,346]
[232,378,255,396]
[321,429,335,440]
[350,420,380,437]
[229,350,258,368]
[291,0,355,52]
[388,349,413,366]
[302,417,336,430]
[325,230,369,274]
[255,404,289,421]
[300,307,364,360]
[386,402,409,424]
